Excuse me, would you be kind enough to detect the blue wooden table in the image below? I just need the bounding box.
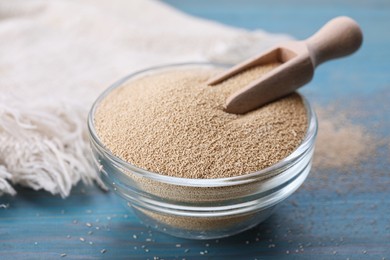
[1,1,389,259]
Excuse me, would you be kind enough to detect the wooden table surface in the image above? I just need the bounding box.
[1,0,389,259]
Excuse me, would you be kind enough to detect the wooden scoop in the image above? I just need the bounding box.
[207,16,363,114]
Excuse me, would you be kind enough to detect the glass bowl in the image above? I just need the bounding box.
[87,63,318,240]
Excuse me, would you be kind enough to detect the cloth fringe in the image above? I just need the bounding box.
[0,94,105,197]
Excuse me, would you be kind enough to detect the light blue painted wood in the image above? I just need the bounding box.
[1,0,389,259]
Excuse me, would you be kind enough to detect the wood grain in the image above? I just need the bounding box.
[209,16,363,114]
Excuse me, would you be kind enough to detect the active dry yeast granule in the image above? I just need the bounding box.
[94,64,307,179]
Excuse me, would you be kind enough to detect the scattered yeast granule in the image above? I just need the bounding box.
[94,64,308,179]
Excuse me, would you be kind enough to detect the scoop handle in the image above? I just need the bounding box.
[305,16,363,67]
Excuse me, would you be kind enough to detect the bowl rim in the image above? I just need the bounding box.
[87,62,318,187]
